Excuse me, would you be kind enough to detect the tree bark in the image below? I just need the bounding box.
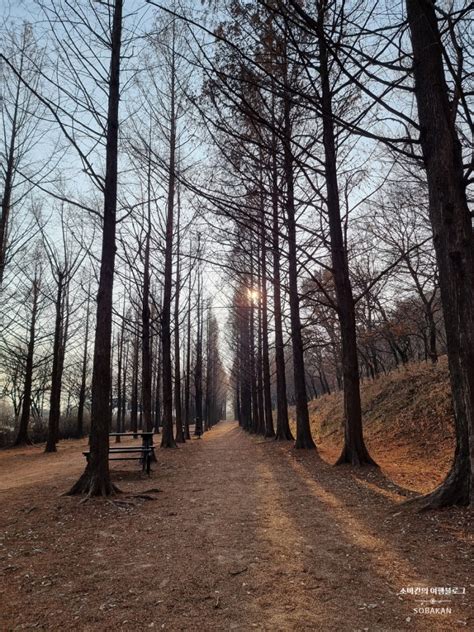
[249,258,260,434]
[204,303,212,432]
[194,278,204,437]
[0,42,24,287]
[315,3,374,465]
[406,0,474,507]
[15,272,40,446]
[184,266,192,439]
[174,186,185,443]
[271,125,293,441]
[68,0,123,496]
[77,288,91,438]
[115,304,126,442]
[256,249,266,435]
[45,273,65,453]
[141,186,153,433]
[154,330,162,433]
[260,210,275,438]
[282,74,315,450]
[239,296,252,432]
[161,21,178,448]
[131,329,139,434]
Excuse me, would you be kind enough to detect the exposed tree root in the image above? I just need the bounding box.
[294,436,316,449]
[403,466,470,511]
[335,443,378,467]
[13,436,33,447]
[275,429,294,441]
[67,470,121,497]
[161,426,178,448]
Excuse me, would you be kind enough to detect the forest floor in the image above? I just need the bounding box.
[304,358,457,495]
[0,421,472,632]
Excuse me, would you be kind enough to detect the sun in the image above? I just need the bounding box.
[247,288,260,303]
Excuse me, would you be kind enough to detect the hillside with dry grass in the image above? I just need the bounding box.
[291,357,455,495]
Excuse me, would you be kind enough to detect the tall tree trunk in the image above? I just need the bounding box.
[154,330,162,433]
[316,4,374,465]
[0,42,25,287]
[131,329,139,434]
[69,0,123,495]
[207,318,216,429]
[142,168,153,433]
[239,286,253,431]
[15,272,40,445]
[271,127,292,441]
[260,191,275,438]
[0,134,16,287]
[184,265,192,439]
[121,343,128,432]
[249,268,259,434]
[115,301,126,442]
[161,21,178,448]
[256,251,266,435]
[174,185,185,442]
[45,274,64,453]
[282,77,315,450]
[194,277,204,437]
[58,286,70,426]
[47,276,70,452]
[204,301,212,431]
[406,0,474,507]
[77,287,91,438]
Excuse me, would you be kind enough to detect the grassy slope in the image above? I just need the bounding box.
[292,356,455,494]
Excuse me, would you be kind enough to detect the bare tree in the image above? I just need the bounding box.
[69,0,124,495]
[0,25,44,287]
[406,0,474,507]
[14,256,42,445]
[43,208,83,453]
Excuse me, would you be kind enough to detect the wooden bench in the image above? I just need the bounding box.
[83,431,156,475]
[83,446,155,475]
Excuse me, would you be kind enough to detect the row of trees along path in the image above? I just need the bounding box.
[0,0,472,510]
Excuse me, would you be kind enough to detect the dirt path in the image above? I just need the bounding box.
[0,421,472,631]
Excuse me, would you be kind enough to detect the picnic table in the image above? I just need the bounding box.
[83,431,156,475]
[109,431,154,449]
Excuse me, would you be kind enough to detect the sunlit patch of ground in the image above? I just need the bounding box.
[0,421,472,630]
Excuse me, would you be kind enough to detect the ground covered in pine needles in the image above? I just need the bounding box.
[0,416,472,631]
[306,356,456,494]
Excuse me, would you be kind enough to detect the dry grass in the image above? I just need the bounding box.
[310,356,452,444]
[290,357,455,493]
